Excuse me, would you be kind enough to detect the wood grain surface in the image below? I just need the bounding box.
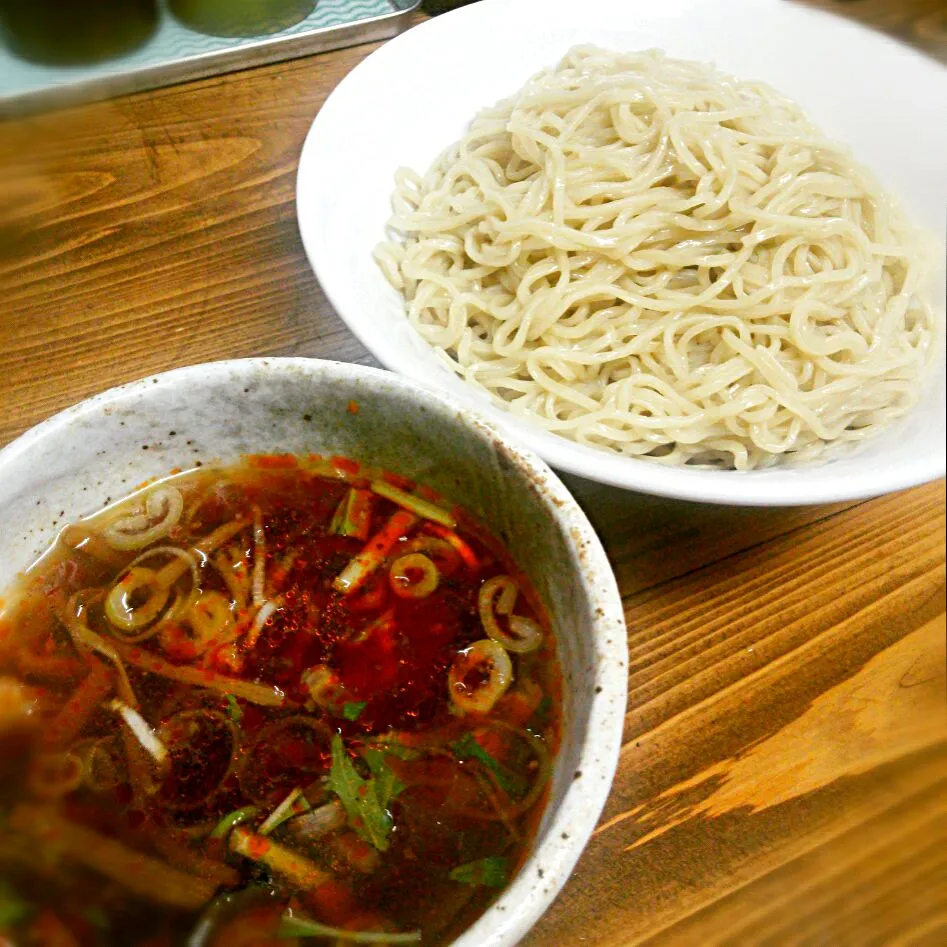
[1,1,945,944]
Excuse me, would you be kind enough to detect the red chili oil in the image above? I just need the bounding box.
[0,458,562,946]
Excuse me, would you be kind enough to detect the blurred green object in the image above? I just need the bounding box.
[0,0,158,65]
[168,0,316,37]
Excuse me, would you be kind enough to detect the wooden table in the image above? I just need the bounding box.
[1,1,944,943]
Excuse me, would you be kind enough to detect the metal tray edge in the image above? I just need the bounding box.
[0,1,421,117]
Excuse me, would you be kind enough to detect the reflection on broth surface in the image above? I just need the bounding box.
[0,455,561,946]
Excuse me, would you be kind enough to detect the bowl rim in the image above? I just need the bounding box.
[0,356,629,947]
[295,0,947,506]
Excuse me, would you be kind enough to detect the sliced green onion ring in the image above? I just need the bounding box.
[478,575,542,654]
[104,485,184,551]
[105,567,169,631]
[103,545,201,641]
[186,590,237,650]
[63,590,139,707]
[400,535,461,575]
[388,552,439,599]
[448,639,513,715]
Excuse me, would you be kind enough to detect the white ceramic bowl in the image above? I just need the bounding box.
[296,0,947,505]
[0,357,627,947]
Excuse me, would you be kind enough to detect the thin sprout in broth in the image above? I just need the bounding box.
[0,456,561,946]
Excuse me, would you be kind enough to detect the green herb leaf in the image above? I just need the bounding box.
[278,910,421,942]
[449,856,510,888]
[450,733,526,797]
[342,701,367,721]
[327,735,401,852]
[225,694,243,724]
[371,740,421,761]
[363,748,405,806]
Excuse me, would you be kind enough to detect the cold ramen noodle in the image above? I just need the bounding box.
[0,457,561,945]
[375,46,942,470]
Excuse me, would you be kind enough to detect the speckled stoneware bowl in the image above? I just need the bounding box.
[0,357,627,947]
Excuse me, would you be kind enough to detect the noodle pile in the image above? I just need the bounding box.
[375,47,941,469]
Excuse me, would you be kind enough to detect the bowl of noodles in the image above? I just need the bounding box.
[296,0,946,504]
[0,358,626,946]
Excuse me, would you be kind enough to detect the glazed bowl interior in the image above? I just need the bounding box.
[0,357,627,947]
